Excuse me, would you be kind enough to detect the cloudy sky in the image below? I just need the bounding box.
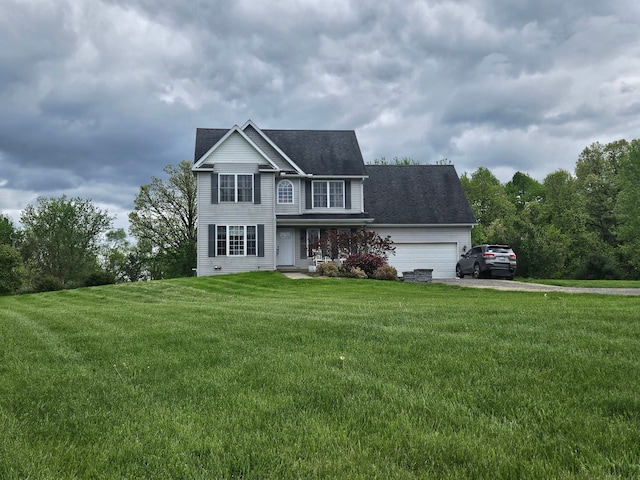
[1,0,639,232]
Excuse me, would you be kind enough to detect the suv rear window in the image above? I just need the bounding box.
[487,245,511,253]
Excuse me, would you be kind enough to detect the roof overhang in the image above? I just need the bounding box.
[241,120,306,175]
[368,223,477,228]
[277,215,374,227]
[192,125,281,171]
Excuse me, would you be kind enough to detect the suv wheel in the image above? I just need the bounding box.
[473,264,481,279]
[456,265,464,278]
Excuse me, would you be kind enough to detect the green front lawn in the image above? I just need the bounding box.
[519,278,640,288]
[1,272,639,478]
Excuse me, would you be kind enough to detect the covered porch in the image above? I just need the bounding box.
[275,213,373,270]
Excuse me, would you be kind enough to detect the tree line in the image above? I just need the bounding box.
[0,161,196,294]
[460,139,640,279]
[2,140,639,294]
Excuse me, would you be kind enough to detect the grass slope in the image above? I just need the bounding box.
[519,279,640,288]
[1,272,639,479]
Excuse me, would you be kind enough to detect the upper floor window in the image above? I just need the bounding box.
[313,180,344,208]
[277,180,294,204]
[220,174,253,202]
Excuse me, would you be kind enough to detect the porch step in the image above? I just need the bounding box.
[277,266,308,273]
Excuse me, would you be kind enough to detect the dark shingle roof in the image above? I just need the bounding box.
[364,165,476,225]
[194,127,367,176]
[262,129,366,176]
[194,128,228,162]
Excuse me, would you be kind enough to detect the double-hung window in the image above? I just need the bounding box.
[216,225,257,256]
[219,174,253,202]
[312,180,343,208]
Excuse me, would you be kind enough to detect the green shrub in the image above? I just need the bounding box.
[373,265,398,280]
[316,262,338,277]
[33,275,64,293]
[575,254,622,280]
[343,253,386,277]
[84,270,116,287]
[0,244,25,295]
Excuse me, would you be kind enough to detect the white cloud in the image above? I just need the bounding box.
[1,0,640,229]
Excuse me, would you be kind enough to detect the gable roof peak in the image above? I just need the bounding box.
[193,124,280,170]
[194,121,368,177]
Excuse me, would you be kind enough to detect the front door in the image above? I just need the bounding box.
[276,229,294,266]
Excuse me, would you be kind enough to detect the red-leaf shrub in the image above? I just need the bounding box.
[343,253,386,277]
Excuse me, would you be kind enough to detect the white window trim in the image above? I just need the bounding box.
[219,174,254,203]
[216,225,257,256]
[312,180,344,208]
[277,179,294,204]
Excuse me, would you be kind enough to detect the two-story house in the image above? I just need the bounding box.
[192,120,475,278]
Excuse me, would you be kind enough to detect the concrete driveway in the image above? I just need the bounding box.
[433,278,640,296]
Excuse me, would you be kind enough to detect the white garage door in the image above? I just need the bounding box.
[390,243,458,279]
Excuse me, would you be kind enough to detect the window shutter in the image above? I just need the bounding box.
[300,229,307,259]
[345,180,351,209]
[254,174,261,204]
[208,224,216,257]
[257,224,265,257]
[211,173,218,204]
[305,181,312,209]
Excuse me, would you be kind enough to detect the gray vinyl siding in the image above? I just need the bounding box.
[197,171,276,276]
[198,131,265,167]
[275,178,302,215]
[194,133,277,276]
[351,179,364,212]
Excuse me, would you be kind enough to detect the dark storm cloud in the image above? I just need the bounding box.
[1,0,639,231]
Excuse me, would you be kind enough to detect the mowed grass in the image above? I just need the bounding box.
[1,272,639,479]
[520,278,640,288]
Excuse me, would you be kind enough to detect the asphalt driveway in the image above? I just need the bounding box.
[433,278,640,296]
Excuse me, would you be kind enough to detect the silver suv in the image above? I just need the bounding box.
[456,244,517,279]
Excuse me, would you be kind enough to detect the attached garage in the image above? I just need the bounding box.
[389,243,458,279]
[363,165,476,280]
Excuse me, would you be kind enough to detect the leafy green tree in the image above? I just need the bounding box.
[129,160,197,278]
[504,172,545,212]
[101,229,147,282]
[575,140,628,249]
[0,243,25,295]
[539,170,598,277]
[20,196,113,288]
[1,213,17,245]
[615,139,640,278]
[500,172,545,277]
[460,167,516,245]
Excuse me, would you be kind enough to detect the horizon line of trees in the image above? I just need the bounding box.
[461,139,640,279]
[0,161,197,294]
[2,139,639,294]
